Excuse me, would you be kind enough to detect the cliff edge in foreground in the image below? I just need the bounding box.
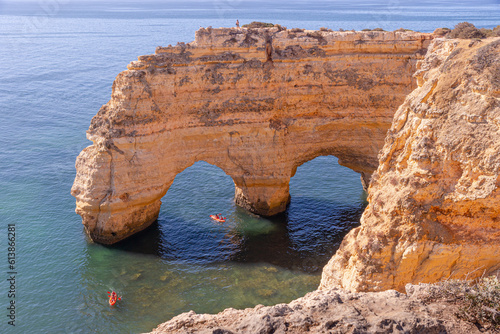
[321,37,500,292]
[148,284,484,334]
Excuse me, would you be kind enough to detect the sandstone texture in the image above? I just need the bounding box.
[147,285,483,334]
[320,38,500,292]
[71,27,431,244]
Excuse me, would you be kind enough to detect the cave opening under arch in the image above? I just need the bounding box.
[112,157,367,273]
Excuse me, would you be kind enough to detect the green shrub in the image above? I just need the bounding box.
[361,28,372,31]
[433,27,451,36]
[242,21,275,29]
[372,28,385,31]
[479,28,496,37]
[448,22,486,39]
[394,28,413,32]
[479,26,500,37]
[493,25,500,36]
[274,24,286,31]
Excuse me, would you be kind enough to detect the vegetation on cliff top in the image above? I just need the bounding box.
[424,276,500,331]
[434,22,500,38]
[241,21,286,31]
[241,23,410,33]
[232,21,500,37]
[241,21,275,28]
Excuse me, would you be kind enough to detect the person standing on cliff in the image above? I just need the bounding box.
[265,37,273,62]
[236,20,240,28]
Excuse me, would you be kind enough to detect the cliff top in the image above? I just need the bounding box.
[155,26,432,51]
[127,27,433,71]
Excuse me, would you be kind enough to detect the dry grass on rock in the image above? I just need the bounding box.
[421,276,500,331]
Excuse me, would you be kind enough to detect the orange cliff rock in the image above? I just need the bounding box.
[320,37,500,292]
[71,27,432,244]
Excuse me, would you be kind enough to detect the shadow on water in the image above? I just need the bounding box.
[231,197,366,273]
[110,196,367,274]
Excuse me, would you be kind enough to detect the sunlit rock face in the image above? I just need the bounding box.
[321,38,500,292]
[148,285,479,334]
[71,27,431,244]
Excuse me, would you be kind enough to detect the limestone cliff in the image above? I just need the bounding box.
[320,38,500,292]
[71,27,431,244]
[147,284,481,334]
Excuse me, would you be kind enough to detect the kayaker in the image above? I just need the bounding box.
[108,291,121,306]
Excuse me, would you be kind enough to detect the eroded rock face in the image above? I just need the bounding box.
[320,38,500,292]
[147,285,480,334]
[71,27,431,244]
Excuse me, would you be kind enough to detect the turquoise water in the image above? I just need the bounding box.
[0,1,499,333]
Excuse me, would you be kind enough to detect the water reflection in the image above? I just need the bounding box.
[230,198,365,273]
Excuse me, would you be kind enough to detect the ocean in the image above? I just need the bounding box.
[0,0,498,332]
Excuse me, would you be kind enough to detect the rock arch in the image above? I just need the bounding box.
[72,27,432,244]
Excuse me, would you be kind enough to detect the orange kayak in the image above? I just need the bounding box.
[108,291,120,306]
[210,215,226,223]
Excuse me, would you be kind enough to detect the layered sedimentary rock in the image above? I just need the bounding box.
[72,27,431,244]
[148,284,481,334]
[320,38,500,292]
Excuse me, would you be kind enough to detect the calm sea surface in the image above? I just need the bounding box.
[0,1,498,332]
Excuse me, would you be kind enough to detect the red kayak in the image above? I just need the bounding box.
[210,214,226,223]
[107,291,121,306]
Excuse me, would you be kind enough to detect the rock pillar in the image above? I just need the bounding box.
[234,176,291,216]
